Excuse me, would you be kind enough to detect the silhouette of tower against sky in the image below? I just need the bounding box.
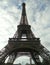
[0,3,50,65]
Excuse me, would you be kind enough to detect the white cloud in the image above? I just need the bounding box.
[0,8,18,49]
[25,0,50,50]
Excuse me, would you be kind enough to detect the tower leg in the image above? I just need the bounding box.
[0,45,9,63]
[30,52,42,65]
[37,44,50,65]
[7,52,17,63]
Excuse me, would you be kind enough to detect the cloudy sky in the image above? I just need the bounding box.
[0,0,50,64]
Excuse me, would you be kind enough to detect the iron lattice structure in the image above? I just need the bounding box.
[0,3,50,65]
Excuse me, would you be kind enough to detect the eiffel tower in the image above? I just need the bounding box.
[0,3,50,65]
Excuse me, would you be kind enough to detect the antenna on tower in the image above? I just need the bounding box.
[20,2,28,25]
[22,3,26,16]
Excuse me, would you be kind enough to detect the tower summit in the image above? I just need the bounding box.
[0,3,50,65]
[22,3,26,16]
[20,3,28,25]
